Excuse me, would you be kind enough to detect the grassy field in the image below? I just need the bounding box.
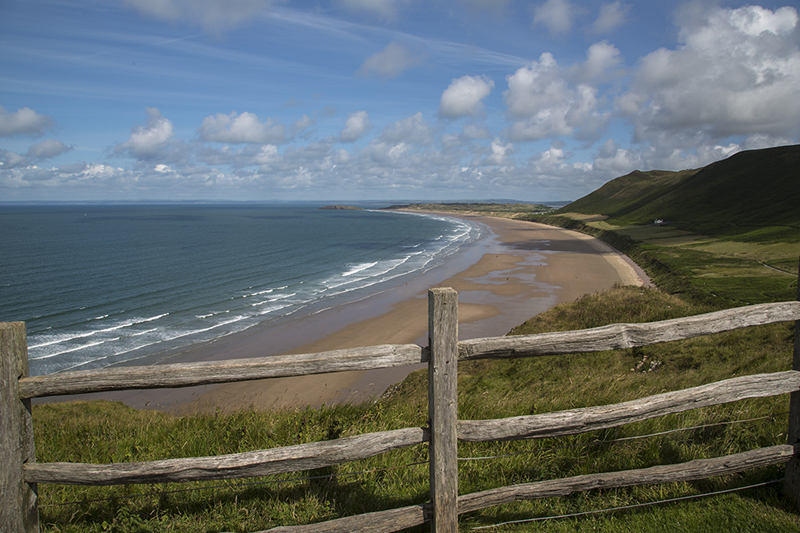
[30,203,800,532]
[540,211,799,308]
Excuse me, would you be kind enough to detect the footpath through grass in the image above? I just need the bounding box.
[33,204,800,532]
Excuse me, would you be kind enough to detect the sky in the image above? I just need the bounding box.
[1,0,799,202]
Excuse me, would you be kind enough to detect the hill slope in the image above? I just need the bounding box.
[561,144,800,237]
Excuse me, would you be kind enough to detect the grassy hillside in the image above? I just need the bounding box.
[514,145,800,308]
[560,144,800,241]
[562,169,698,220]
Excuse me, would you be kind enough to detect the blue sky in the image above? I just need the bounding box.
[1,0,798,202]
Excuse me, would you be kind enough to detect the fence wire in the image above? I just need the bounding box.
[39,411,785,510]
[458,412,786,462]
[470,478,784,530]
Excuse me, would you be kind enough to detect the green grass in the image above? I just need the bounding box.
[33,284,800,532]
[30,202,800,532]
[520,212,798,308]
[558,145,800,236]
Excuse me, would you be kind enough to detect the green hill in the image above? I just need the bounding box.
[561,144,800,240]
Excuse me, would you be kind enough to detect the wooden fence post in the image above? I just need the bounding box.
[1,322,39,533]
[786,262,800,508]
[428,288,459,533]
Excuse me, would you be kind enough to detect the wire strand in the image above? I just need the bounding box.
[39,412,786,508]
[470,478,784,530]
[459,412,784,462]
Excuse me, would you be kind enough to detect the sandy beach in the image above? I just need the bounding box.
[44,213,650,414]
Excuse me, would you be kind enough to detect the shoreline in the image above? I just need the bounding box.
[40,213,651,414]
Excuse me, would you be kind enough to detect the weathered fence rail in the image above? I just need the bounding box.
[3,289,800,533]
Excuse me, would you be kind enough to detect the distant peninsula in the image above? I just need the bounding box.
[319,205,363,210]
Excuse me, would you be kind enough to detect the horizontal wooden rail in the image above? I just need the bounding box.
[459,301,800,360]
[19,302,800,400]
[19,344,425,399]
[9,299,800,532]
[258,445,797,532]
[457,444,796,514]
[26,371,799,486]
[262,503,429,533]
[24,427,427,486]
[459,370,800,442]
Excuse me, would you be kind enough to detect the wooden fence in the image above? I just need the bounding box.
[3,287,800,533]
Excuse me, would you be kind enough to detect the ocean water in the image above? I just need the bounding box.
[0,204,481,376]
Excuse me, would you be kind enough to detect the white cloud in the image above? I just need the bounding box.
[0,149,27,169]
[253,144,280,165]
[378,112,434,145]
[592,1,630,34]
[439,75,495,119]
[523,143,595,192]
[482,138,514,166]
[356,42,425,79]
[532,0,576,35]
[461,123,492,140]
[742,133,793,151]
[198,111,287,144]
[569,41,622,83]
[27,139,72,159]
[339,111,372,142]
[621,4,800,145]
[115,107,174,159]
[123,0,272,32]
[0,106,54,137]
[292,114,316,135]
[504,52,607,141]
[592,139,641,175]
[154,163,175,174]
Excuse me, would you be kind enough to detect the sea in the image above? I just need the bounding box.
[0,204,482,376]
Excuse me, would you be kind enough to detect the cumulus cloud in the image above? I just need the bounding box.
[0,106,54,137]
[0,149,28,169]
[592,1,630,34]
[525,143,594,187]
[27,139,72,159]
[362,113,437,170]
[592,139,641,175]
[339,111,372,142]
[504,52,607,141]
[568,41,623,84]
[292,114,316,136]
[482,138,514,166]
[198,111,287,144]
[115,107,175,159]
[439,75,495,119]
[356,42,425,79]
[532,0,576,35]
[123,0,272,32]
[461,123,492,140]
[378,112,434,145]
[621,4,800,146]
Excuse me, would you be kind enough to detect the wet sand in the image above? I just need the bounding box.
[42,213,650,414]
